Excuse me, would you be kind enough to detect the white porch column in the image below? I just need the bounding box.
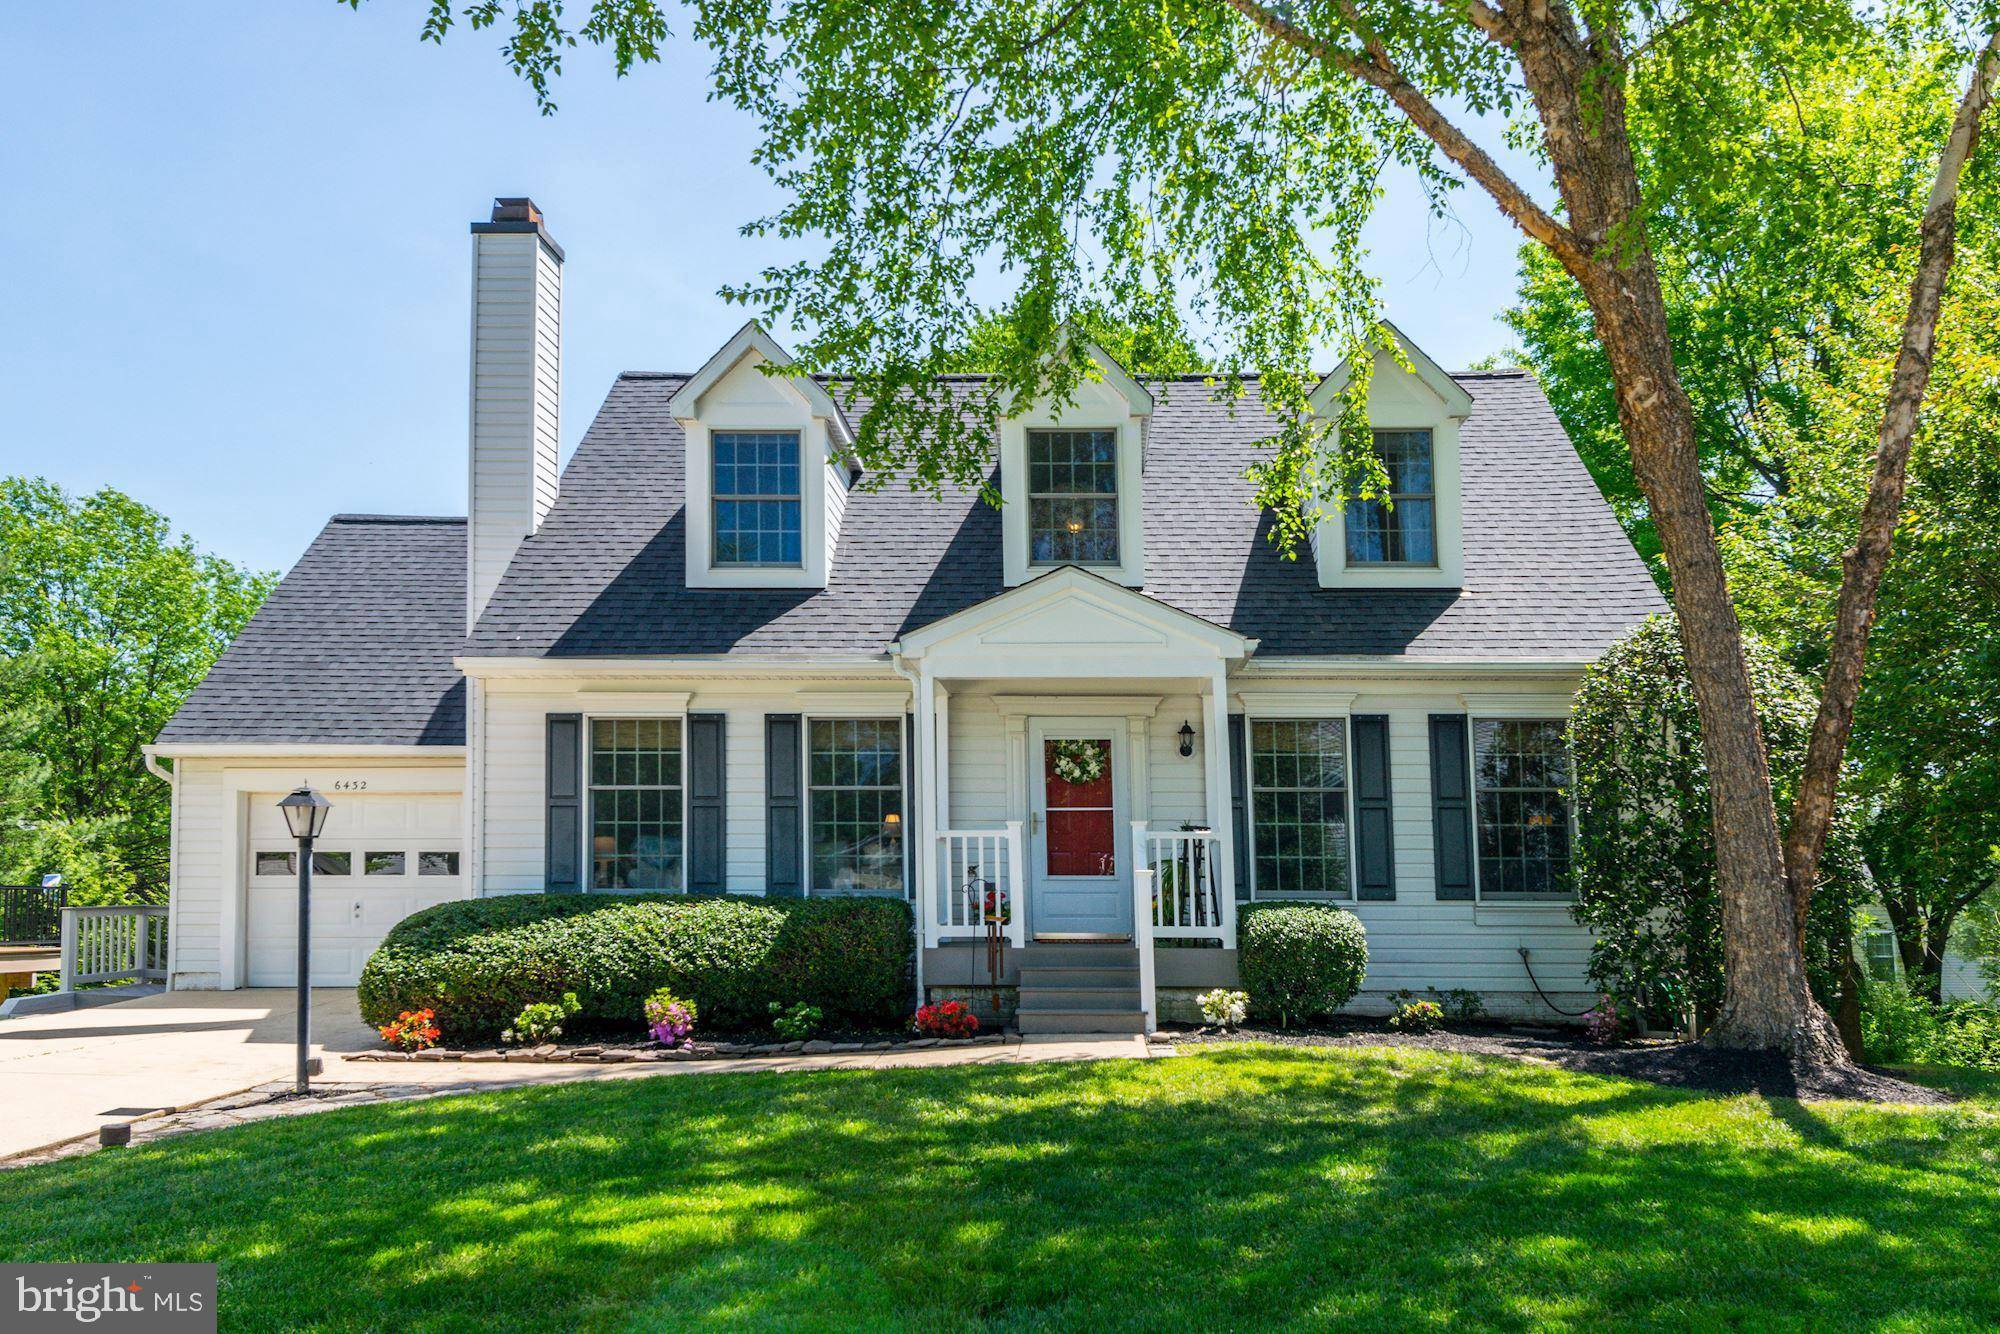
[932,679,952,837]
[1203,666,1238,949]
[910,664,939,943]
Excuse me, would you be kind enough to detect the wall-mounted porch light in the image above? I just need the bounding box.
[1178,721,1196,758]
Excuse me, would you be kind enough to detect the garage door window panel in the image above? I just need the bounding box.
[365,852,405,876]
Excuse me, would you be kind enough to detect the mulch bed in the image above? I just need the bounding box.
[1159,1019,1954,1105]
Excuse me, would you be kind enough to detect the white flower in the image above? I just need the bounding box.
[1198,988,1249,1029]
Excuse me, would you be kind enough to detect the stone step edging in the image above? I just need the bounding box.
[351,1032,1010,1063]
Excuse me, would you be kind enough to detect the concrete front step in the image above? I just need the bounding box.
[1015,943,1139,969]
[1016,1009,1148,1034]
[1016,986,1141,1012]
[1017,966,1141,990]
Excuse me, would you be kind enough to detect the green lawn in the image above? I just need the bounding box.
[4,1046,1997,1331]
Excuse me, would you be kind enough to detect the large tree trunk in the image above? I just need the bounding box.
[1582,282,1845,1061]
[1506,12,1847,1063]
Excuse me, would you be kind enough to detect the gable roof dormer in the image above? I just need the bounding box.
[670,321,856,590]
[1307,322,1472,591]
[999,340,1154,589]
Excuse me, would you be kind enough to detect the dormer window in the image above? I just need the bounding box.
[999,341,1154,588]
[1028,429,1120,565]
[712,430,803,567]
[1308,324,1471,590]
[1345,429,1436,566]
[670,321,856,590]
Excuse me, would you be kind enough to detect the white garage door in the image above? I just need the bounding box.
[245,793,464,986]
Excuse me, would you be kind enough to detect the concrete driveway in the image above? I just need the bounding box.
[0,989,379,1159]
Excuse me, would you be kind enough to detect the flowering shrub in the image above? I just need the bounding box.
[1389,999,1444,1033]
[379,1008,441,1051]
[504,992,581,1046]
[1197,989,1250,1029]
[770,1000,823,1041]
[1583,995,1628,1045]
[912,1000,980,1039]
[645,987,698,1047]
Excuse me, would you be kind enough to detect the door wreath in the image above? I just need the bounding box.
[1050,738,1107,787]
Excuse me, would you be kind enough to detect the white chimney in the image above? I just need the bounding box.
[467,197,563,628]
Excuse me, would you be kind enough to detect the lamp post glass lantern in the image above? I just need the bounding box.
[277,786,332,1093]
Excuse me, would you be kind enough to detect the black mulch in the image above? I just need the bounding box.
[1163,1019,1954,1105]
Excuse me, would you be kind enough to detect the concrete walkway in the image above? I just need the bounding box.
[0,989,1158,1161]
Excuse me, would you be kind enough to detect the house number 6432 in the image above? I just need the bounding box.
[332,780,369,791]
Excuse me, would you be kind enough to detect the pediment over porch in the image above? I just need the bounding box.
[893,565,1255,679]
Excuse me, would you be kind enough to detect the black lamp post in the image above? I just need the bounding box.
[277,786,332,1094]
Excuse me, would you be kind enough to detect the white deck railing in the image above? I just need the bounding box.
[932,823,1026,948]
[1134,825,1233,948]
[1131,825,1232,1035]
[60,905,169,990]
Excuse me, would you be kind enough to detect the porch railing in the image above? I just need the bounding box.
[1,884,66,943]
[59,905,169,990]
[1133,825,1234,949]
[1131,825,1233,1034]
[932,823,1026,949]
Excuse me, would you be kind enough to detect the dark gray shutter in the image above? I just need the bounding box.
[765,714,804,897]
[1228,715,1250,902]
[687,713,726,892]
[1430,714,1475,901]
[545,713,583,892]
[904,713,917,898]
[1352,715,1395,901]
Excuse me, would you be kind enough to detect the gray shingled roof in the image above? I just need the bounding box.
[466,371,1663,659]
[156,516,467,746]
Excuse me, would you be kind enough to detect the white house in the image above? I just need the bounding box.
[146,198,1671,1029]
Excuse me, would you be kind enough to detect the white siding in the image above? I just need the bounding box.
[478,683,912,896]
[167,760,228,989]
[823,460,849,574]
[467,230,562,624]
[1943,943,1988,1002]
[1146,695,1209,828]
[945,695,1008,828]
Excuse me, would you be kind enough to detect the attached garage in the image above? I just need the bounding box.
[244,792,464,986]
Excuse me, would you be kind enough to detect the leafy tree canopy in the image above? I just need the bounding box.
[1507,23,1987,564]
[946,297,1211,378]
[1724,258,2000,997]
[0,479,272,900]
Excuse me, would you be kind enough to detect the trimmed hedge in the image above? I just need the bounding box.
[1238,903,1369,1025]
[357,894,913,1042]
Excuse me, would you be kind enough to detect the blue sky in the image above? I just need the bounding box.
[5,2,1537,575]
